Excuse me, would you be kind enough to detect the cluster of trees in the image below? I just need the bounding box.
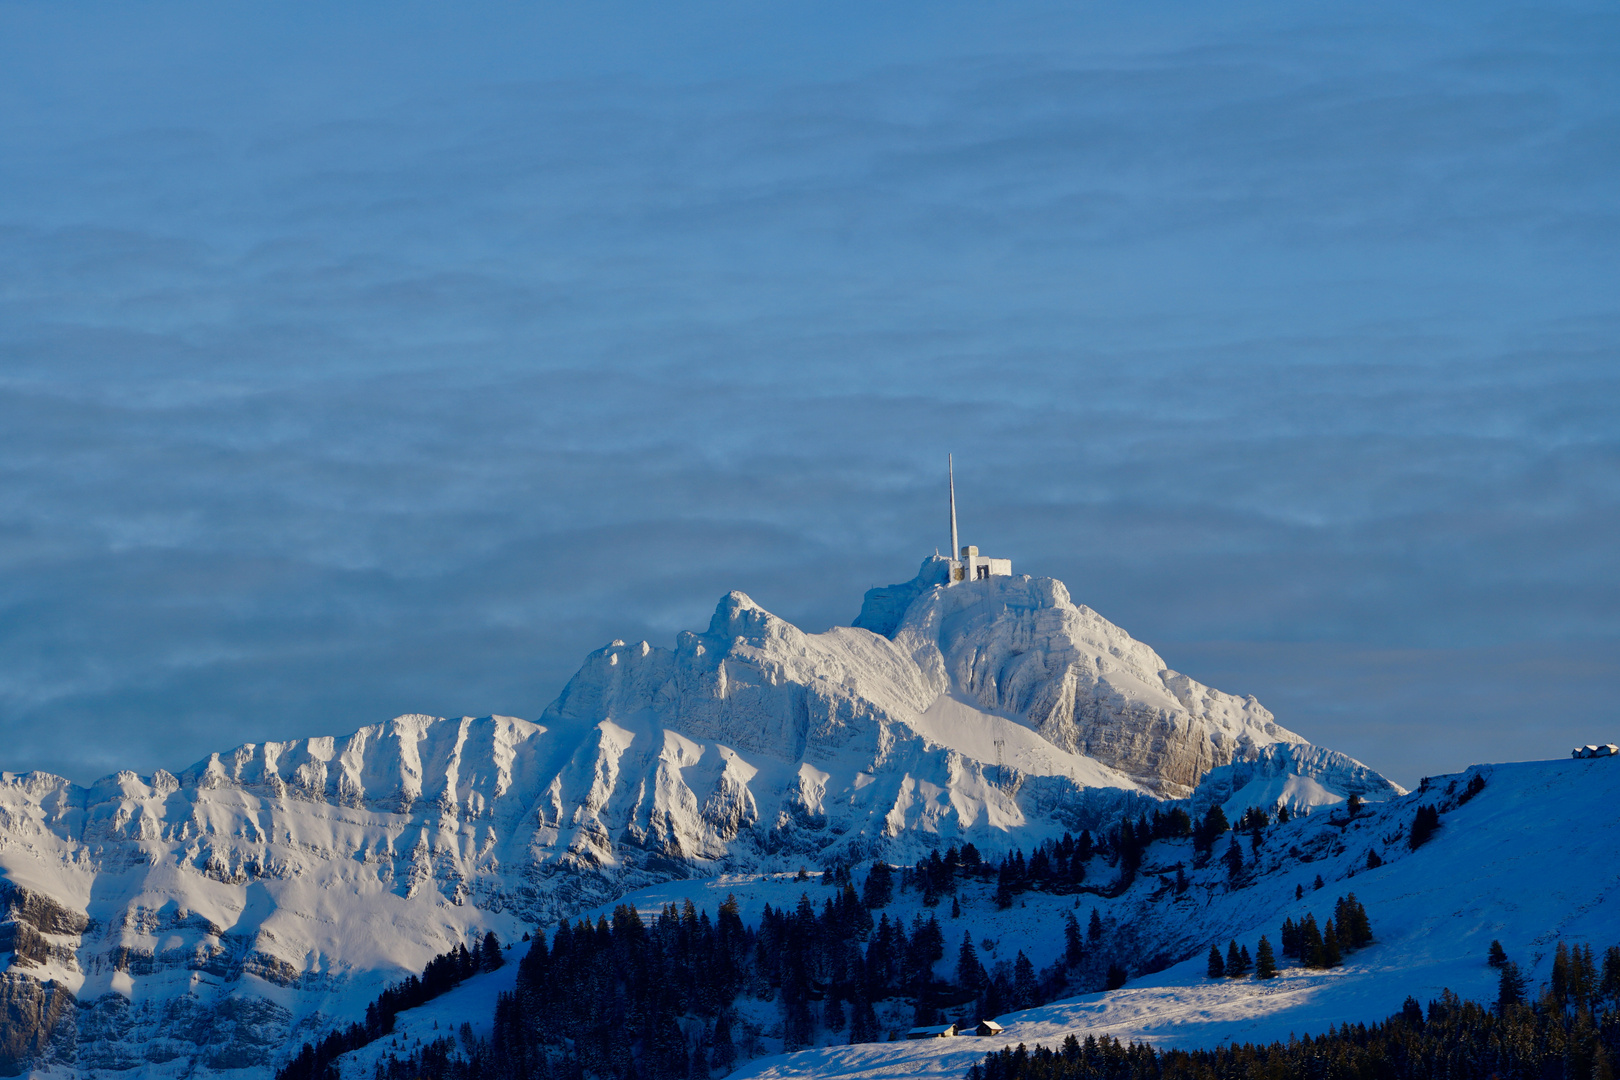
[1404,772,1486,855]
[276,934,506,1080]
[970,959,1620,1080]
[869,820,1197,914]
[1278,893,1373,970]
[1204,937,1275,980]
[1409,805,1442,851]
[883,799,1305,917]
[1493,939,1620,1017]
[369,867,1122,1080]
[1205,894,1370,981]
[482,887,1095,1080]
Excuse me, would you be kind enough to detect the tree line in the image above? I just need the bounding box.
[365,842,1139,1080]
[971,936,1620,1080]
[276,932,506,1080]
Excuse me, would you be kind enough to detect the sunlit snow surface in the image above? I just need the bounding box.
[334,756,1620,1080]
[729,757,1620,1080]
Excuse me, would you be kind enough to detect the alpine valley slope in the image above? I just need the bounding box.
[718,755,1620,1080]
[0,564,1396,1077]
[334,756,1620,1080]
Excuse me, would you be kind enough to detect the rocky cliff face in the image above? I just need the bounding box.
[871,564,1306,797]
[0,569,1397,1077]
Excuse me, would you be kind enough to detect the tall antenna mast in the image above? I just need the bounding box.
[948,453,959,560]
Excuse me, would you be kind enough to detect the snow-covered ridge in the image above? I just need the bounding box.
[0,569,1397,1076]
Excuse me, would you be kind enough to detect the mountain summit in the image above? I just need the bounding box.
[0,568,1396,1076]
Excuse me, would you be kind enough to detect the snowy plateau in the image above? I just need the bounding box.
[6,562,1593,1080]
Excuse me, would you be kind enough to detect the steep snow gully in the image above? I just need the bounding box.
[3,566,1407,1076]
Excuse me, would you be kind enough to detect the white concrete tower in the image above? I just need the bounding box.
[948,453,959,564]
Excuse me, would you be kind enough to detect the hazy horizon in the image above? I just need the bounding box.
[2,0,1616,790]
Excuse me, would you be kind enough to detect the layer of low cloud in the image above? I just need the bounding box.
[0,0,1615,789]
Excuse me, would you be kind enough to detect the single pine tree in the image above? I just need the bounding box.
[1064,913,1084,968]
[1255,937,1277,979]
[1552,942,1572,1010]
[1225,940,1243,977]
[482,930,504,971]
[1013,951,1039,1009]
[957,931,984,991]
[1224,834,1244,883]
[1207,943,1225,978]
[1497,961,1527,1012]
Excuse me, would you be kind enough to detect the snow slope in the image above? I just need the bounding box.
[0,571,1398,1077]
[724,755,1620,1080]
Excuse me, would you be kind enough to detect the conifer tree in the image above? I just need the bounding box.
[1013,951,1038,1010]
[1255,936,1277,979]
[1319,919,1342,968]
[1064,913,1084,968]
[1193,806,1229,853]
[1207,943,1225,979]
[482,930,504,971]
[1498,960,1527,1012]
[1224,834,1244,883]
[1300,915,1323,968]
[1088,909,1104,945]
[1225,940,1243,977]
[1487,939,1508,968]
[958,931,985,992]
[1552,942,1572,1010]
[1602,946,1620,1007]
[863,862,894,909]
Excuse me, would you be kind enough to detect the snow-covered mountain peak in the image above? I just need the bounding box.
[869,567,1303,796]
[0,567,1402,1077]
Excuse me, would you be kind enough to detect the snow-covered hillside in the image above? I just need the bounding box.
[623,756,1620,1080]
[0,569,1397,1077]
[327,754,1620,1080]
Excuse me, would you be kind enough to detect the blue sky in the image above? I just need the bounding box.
[1,0,1616,788]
